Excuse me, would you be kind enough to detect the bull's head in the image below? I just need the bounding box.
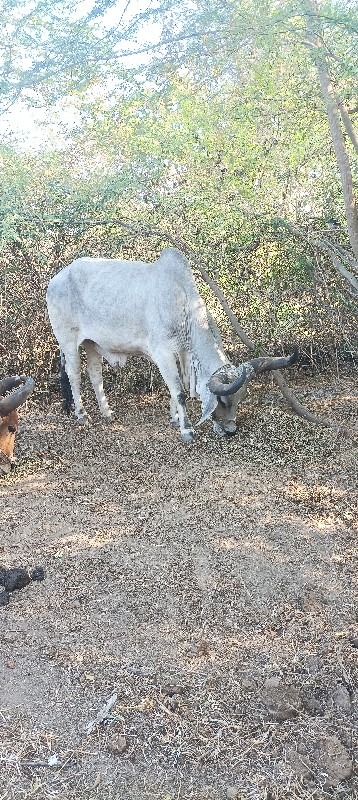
[199,348,299,436]
[0,375,34,475]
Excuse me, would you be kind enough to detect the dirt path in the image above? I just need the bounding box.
[1,377,357,799]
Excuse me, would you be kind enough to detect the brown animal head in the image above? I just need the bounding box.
[0,376,34,475]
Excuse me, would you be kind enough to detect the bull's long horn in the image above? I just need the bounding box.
[248,346,299,375]
[208,365,248,397]
[0,375,34,416]
[207,347,298,398]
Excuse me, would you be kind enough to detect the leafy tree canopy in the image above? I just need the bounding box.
[1,0,358,381]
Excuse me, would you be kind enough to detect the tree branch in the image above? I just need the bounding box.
[337,96,358,156]
[331,256,358,293]
[283,221,358,294]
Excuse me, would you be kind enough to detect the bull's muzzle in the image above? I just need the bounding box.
[213,421,237,437]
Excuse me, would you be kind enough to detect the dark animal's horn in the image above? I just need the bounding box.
[248,346,299,375]
[0,375,34,416]
[0,376,23,396]
[208,365,247,397]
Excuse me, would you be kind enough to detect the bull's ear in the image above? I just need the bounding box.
[197,390,218,426]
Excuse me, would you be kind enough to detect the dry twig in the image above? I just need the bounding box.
[85,692,118,735]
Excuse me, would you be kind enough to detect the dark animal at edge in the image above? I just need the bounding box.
[0,375,34,475]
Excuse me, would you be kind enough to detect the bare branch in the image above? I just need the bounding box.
[283,222,358,293]
[331,256,358,293]
[337,96,358,155]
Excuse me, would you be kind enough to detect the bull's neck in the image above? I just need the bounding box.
[190,320,229,379]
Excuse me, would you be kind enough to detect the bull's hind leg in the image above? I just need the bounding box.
[151,349,195,443]
[169,397,180,429]
[83,341,114,421]
[62,348,89,424]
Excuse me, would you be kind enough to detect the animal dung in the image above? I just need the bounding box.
[0,565,45,605]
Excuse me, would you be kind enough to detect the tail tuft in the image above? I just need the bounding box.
[60,351,73,415]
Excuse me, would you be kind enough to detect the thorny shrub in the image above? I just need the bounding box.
[0,221,357,407]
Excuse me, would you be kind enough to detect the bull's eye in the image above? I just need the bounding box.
[218,397,227,408]
[8,425,17,433]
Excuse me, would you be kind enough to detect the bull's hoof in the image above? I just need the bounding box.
[75,414,91,426]
[102,410,115,423]
[212,421,226,437]
[180,429,196,444]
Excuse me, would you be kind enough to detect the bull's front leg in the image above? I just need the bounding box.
[152,350,195,443]
[172,389,195,442]
[169,396,180,428]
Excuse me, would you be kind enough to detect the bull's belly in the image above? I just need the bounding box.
[91,342,151,369]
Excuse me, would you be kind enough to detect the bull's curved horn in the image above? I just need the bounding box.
[207,347,298,398]
[247,346,299,375]
[0,375,35,417]
[208,365,248,397]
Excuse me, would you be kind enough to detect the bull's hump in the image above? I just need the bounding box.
[75,249,189,273]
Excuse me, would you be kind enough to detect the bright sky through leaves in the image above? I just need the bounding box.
[0,0,161,149]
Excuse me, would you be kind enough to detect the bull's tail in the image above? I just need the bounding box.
[60,350,73,415]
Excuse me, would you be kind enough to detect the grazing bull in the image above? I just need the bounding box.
[0,375,34,474]
[46,248,298,442]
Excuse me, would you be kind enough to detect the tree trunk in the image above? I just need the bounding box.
[306,0,358,260]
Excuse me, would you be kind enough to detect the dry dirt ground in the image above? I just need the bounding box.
[1,372,357,800]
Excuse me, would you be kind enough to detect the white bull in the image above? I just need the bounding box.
[46,247,298,442]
